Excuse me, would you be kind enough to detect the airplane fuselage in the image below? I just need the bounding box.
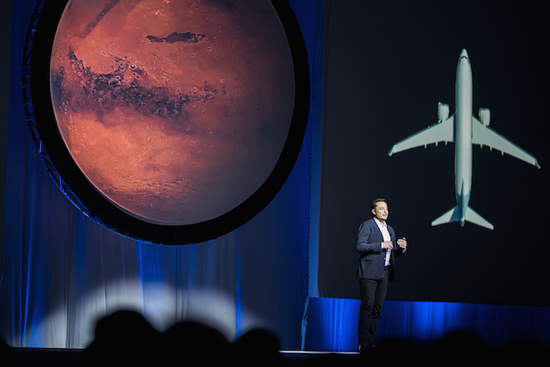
[454,50,473,225]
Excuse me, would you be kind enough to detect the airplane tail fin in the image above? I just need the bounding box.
[431,205,494,230]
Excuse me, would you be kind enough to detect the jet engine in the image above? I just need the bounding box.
[438,102,450,122]
[479,108,490,126]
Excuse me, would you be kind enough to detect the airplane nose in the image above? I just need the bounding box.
[460,48,469,59]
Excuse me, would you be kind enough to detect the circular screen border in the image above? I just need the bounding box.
[25,0,310,245]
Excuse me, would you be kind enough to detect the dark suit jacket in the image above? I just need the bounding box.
[355,218,404,281]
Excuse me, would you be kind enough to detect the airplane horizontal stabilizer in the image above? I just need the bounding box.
[431,206,461,227]
[464,206,494,230]
[431,205,494,230]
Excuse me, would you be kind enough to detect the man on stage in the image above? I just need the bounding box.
[355,198,407,353]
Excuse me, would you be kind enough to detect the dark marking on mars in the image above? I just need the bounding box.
[146,32,206,44]
[79,0,123,39]
[208,0,237,9]
[52,48,218,134]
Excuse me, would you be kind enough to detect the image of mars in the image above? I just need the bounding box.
[50,0,295,225]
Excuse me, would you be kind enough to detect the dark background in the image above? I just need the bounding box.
[319,0,550,305]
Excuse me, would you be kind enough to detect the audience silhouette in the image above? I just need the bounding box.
[1,312,548,366]
[82,310,161,367]
[0,336,20,367]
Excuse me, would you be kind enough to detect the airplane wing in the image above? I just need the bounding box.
[472,118,541,168]
[388,115,455,156]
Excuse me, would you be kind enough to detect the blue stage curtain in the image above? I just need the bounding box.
[0,0,320,349]
[304,298,550,351]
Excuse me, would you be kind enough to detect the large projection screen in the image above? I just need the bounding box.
[319,0,550,306]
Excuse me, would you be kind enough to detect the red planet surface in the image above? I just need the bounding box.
[50,0,295,225]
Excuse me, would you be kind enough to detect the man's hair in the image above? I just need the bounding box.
[371,198,387,210]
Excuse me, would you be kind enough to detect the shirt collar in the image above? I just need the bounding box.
[373,217,387,228]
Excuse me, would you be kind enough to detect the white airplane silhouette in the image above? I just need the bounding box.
[388,49,541,230]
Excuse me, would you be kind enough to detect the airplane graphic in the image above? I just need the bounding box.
[388,49,541,230]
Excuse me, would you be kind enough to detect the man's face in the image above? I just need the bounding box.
[372,201,389,222]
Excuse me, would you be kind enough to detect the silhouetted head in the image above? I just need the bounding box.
[232,328,281,366]
[431,330,487,363]
[83,310,161,367]
[161,320,230,366]
[0,335,19,367]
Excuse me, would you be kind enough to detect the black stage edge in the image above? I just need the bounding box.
[14,348,360,367]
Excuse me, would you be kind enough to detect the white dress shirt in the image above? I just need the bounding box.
[374,218,391,266]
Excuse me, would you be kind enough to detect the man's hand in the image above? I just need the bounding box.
[382,241,393,250]
[397,237,407,251]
